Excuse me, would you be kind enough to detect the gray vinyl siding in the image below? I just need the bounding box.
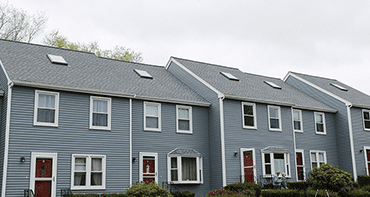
[285,76,353,175]
[131,100,210,196]
[0,67,9,195]
[5,86,130,197]
[168,61,223,190]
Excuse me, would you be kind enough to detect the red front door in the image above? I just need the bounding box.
[243,150,254,183]
[35,158,53,197]
[142,156,156,183]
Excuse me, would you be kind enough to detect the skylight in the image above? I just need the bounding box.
[330,83,348,91]
[220,72,239,81]
[134,69,153,79]
[47,54,68,65]
[264,81,281,89]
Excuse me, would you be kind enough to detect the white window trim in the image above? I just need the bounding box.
[292,109,303,132]
[314,112,326,135]
[70,154,106,190]
[240,148,256,183]
[30,152,58,197]
[167,155,203,184]
[33,90,59,127]
[139,152,158,183]
[364,146,370,175]
[89,96,111,130]
[242,102,257,129]
[176,105,193,134]
[362,110,370,131]
[144,102,161,132]
[295,149,305,181]
[261,152,291,178]
[309,150,326,170]
[268,105,282,131]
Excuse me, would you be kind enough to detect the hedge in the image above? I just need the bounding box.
[224,182,261,196]
[358,175,370,187]
[171,190,195,197]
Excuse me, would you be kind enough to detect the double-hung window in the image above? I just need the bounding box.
[314,112,326,134]
[364,146,370,175]
[363,110,370,130]
[90,96,111,130]
[34,90,59,127]
[176,105,192,134]
[71,154,106,190]
[310,151,326,169]
[261,146,290,178]
[293,109,303,132]
[242,102,257,129]
[144,102,161,131]
[268,106,282,131]
[167,148,203,184]
[296,150,305,181]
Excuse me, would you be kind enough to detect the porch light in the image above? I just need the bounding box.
[20,157,25,162]
[234,151,238,156]
[132,157,136,162]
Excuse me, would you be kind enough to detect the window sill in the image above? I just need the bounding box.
[364,128,370,131]
[263,175,291,179]
[315,132,327,135]
[169,181,202,184]
[71,186,105,190]
[90,126,111,131]
[294,130,303,133]
[269,128,282,132]
[33,122,58,127]
[144,128,161,132]
[243,126,257,130]
[176,130,193,134]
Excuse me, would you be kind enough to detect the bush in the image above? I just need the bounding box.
[171,190,195,197]
[207,189,239,196]
[358,175,370,187]
[307,163,354,192]
[348,188,370,197]
[302,189,338,197]
[261,189,299,197]
[72,194,99,197]
[101,193,126,197]
[224,182,260,196]
[287,182,307,190]
[125,182,173,197]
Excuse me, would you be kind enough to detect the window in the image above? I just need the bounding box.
[363,110,370,130]
[47,54,68,65]
[296,150,305,181]
[34,90,59,127]
[139,152,158,183]
[134,69,153,79]
[167,148,203,184]
[364,146,370,175]
[310,151,326,169]
[176,105,192,134]
[330,83,348,91]
[90,96,111,130]
[264,81,282,89]
[293,109,303,132]
[268,106,282,131]
[242,102,257,129]
[261,146,290,178]
[71,154,106,190]
[144,102,161,131]
[220,72,239,81]
[314,112,326,134]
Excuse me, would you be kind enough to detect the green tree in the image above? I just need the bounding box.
[43,30,143,63]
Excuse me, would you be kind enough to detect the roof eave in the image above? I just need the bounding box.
[224,94,295,107]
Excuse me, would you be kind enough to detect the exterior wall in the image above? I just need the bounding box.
[5,86,130,196]
[167,61,223,190]
[0,65,9,195]
[285,76,353,174]
[131,100,210,196]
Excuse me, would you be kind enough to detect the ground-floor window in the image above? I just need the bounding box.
[71,154,106,190]
[261,146,290,178]
[310,150,326,169]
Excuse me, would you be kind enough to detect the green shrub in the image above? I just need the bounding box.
[307,163,354,192]
[224,182,260,196]
[287,181,307,190]
[302,189,338,197]
[171,190,195,197]
[261,189,299,197]
[101,193,126,197]
[125,182,173,197]
[348,188,370,197]
[207,189,239,196]
[358,175,370,187]
[72,194,99,197]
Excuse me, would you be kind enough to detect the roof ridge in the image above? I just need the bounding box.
[172,56,240,71]
[243,72,281,80]
[97,56,164,68]
[290,71,338,81]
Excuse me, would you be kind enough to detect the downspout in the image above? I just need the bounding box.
[291,107,297,181]
[1,81,13,197]
[347,104,357,181]
[219,95,226,187]
[129,98,132,187]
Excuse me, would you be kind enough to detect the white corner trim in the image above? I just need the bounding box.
[347,105,357,181]
[219,98,227,186]
[167,58,225,98]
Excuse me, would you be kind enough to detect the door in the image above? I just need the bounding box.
[30,153,57,197]
[240,148,256,183]
[139,152,158,183]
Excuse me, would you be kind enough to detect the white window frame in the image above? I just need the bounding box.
[167,155,203,184]
[362,110,370,131]
[144,102,161,132]
[89,96,111,130]
[34,90,59,127]
[295,149,305,181]
[364,146,370,175]
[261,152,291,178]
[71,154,106,190]
[268,105,282,131]
[309,150,326,169]
[240,148,256,183]
[139,152,158,183]
[176,105,193,134]
[242,102,257,129]
[314,112,326,135]
[292,109,303,132]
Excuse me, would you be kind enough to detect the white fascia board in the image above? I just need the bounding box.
[293,105,337,113]
[224,94,295,107]
[166,58,225,99]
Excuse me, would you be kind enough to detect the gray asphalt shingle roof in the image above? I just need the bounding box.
[0,39,209,106]
[289,72,370,108]
[171,57,335,112]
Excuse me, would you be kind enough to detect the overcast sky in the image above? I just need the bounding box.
[5,0,370,95]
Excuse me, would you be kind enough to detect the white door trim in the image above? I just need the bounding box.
[30,152,57,197]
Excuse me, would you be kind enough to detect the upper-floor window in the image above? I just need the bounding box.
[71,154,106,190]
[144,102,161,131]
[242,102,257,129]
[363,110,370,131]
[90,96,111,130]
[176,105,192,134]
[314,112,326,134]
[310,151,326,169]
[268,106,281,131]
[34,90,59,127]
[293,109,303,132]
